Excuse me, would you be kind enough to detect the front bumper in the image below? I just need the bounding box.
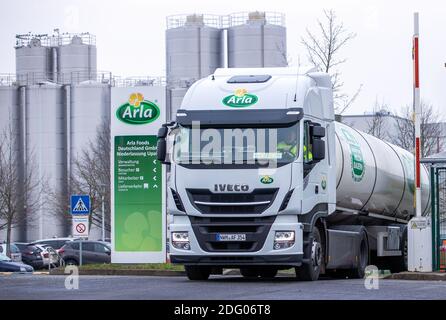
[171,253,303,267]
[169,214,303,266]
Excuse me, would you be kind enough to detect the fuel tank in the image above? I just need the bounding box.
[334,121,430,220]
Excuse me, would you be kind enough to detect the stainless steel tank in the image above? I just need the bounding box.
[70,81,110,166]
[25,83,66,240]
[15,37,52,85]
[168,87,189,120]
[335,121,430,220]
[227,12,287,68]
[166,14,222,82]
[57,34,97,84]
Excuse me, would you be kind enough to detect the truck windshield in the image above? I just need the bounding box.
[172,123,299,167]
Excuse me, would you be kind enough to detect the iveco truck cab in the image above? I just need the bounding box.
[157,67,430,281]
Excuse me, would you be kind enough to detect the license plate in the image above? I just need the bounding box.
[216,233,246,241]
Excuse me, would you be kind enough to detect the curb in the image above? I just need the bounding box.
[49,268,186,277]
[386,272,446,281]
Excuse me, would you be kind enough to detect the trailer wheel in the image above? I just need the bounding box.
[240,267,259,278]
[350,231,369,279]
[185,266,211,280]
[296,227,323,281]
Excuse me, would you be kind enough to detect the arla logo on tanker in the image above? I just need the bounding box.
[116,93,160,125]
[222,88,258,108]
[341,128,365,182]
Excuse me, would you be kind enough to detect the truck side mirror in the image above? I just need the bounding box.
[312,139,325,161]
[157,138,168,163]
[158,127,168,139]
[311,125,325,138]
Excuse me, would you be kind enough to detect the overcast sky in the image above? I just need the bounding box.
[0,0,444,115]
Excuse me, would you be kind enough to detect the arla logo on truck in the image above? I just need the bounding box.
[116,93,160,125]
[341,128,365,182]
[222,88,258,108]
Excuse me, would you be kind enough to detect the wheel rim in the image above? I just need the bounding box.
[311,239,322,268]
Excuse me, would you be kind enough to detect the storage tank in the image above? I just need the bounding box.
[166,14,222,82]
[227,12,287,68]
[168,87,189,120]
[334,121,430,220]
[15,36,52,85]
[25,83,66,240]
[57,34,97,84]
[0,85,24,241]
[70,81,110,167]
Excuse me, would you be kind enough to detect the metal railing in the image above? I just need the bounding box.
[14,71,113,86]
[224,11,285,28]
[167,14,222,29]
[166,11,285,30]
[112,76,166,87]
[15,32,96,48]
[0,74,17,86]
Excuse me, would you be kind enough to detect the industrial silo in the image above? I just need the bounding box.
[57,33,97,84]
[227,11,287,68]
[69,81,110,168]
[25,83,66,241]
[0,85,24,241]
[15,35,52,85]
[166,14,223,82]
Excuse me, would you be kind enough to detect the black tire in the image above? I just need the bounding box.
[349,231,369,279]
[296,227,323,281]
[240,267,259,278]
[258,267,278,279]
[185,266,211,281]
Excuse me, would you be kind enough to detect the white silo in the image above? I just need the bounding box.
[69,81,110,167]
[57,33,97,84]
[25,83,66,241]
[227,11,287,68]
[15,35,52,85]
[0,84,24,241]
[166,14,223,82]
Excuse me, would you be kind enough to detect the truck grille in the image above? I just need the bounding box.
[189,216,276,252]
[186,188,278,214]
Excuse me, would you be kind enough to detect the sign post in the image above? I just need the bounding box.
[408,12,432,272]
[71,195,91,266]
[111,87,166,263]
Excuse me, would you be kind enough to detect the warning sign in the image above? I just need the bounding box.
[73,216,89,238]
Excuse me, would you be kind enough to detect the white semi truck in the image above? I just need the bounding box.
[157,67,430,281]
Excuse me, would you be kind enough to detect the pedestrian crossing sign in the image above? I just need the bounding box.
[71,195,90,215]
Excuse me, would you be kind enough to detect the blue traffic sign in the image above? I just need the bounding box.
[71,195,90,215]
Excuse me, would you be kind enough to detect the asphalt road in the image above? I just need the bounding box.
[1,274,445,300]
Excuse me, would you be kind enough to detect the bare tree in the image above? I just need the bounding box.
[53,120,111,238]
[366,101,390,140]
[301,9,362,114]
[392,102,444,157]
[0,126,40,256]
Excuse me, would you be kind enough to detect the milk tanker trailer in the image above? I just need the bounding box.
[156,67,430,281]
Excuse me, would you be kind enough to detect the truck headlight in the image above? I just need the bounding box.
[274,231,295,250]
[171,232,190,250]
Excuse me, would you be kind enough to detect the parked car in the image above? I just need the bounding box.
[33,244,60,268]
[13,243,45,269]
[0,253,33,272]
[40,244,61,267]
[59,241,111,265]
[0,243,22,262]
[29,237,78,252]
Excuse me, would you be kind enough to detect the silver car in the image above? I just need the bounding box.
[0,243,22,262]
